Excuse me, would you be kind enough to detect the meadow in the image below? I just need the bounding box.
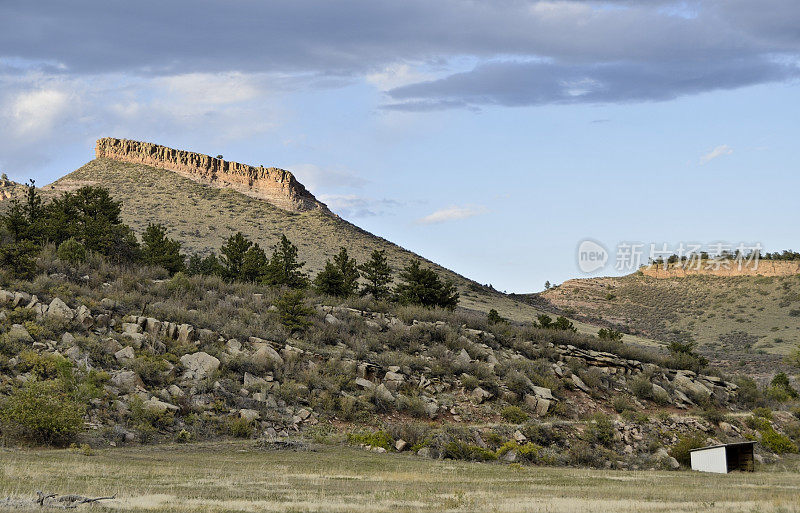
[2,441,799,512]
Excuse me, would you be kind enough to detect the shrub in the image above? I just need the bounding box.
[612,396,635,414]
[347,429,393,450]
[501,405,529,424]
[56,237,86,264]
[761,427,798,454]
[753,407,773,420]
[175,429,193,443]
[487,309,506,324]
[629,375,653,400]
[584,413,615,447]
[597,327,623,342]
[228,417,255,438]
[669,432,706,467]
[442,440,497,461]
[497,441,541,462]
[0,380,84,446]
[700,408,726,426]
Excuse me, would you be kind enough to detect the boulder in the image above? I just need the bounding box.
[673,373,711,401]
[374,383,395,403]
[180,352,220,380]
[122,322,142,334]
[46,298,74,320]
[251,344,284,368]
[111,370,143,392]
[114,346,135,362]
[324,313,340,325]
[470,386,492,404]
[75,305,94,328]
[531,385,554,401]
[61,332,75,346]
[571,374,591,393]
[177,324,195,344]
[239,409,261,422]
[144,397,179,413]
[395,439,408,452]
[8,324,33,343]
[455,348,472,366]
[355,377,375,390]
[243,372,267,388]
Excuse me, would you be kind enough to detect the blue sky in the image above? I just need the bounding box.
[1,1,798,292]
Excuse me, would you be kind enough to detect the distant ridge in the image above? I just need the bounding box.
[95,137,328,213]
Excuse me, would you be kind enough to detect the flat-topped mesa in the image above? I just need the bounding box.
[95,137,328,213]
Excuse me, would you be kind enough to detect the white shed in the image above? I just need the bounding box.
[689,441,755,473]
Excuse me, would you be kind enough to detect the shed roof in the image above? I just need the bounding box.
[689,441,756,453]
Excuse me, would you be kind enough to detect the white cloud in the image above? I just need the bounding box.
[699,144,733,164]
[10,89,70,137]
[366,63,435,90]
[416,205,487,225]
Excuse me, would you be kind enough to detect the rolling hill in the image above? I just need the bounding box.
[29,138,564,327]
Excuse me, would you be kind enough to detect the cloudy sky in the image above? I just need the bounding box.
[1,0,798,292]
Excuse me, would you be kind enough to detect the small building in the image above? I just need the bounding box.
[690,441,756,473]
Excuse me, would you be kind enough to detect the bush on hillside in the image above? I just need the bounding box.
[0,379,84,446]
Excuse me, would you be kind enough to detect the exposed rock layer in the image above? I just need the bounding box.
[95,138,327,213]
[640,260,800,278]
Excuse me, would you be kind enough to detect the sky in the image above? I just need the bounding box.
[1,0,798,293]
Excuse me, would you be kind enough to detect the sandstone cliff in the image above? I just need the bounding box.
[640,259,800,278]
[95,138,328,213]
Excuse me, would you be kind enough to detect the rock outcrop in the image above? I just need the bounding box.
[94,138,327,213]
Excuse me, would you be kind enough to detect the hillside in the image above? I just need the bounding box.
[2,251,797,471]
[25,139,579,328]
[531,271,800,379]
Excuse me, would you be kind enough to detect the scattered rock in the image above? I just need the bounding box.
[180,352,220,380]
[46,298,74,320]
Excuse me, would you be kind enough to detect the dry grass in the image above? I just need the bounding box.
[1,442,799,512]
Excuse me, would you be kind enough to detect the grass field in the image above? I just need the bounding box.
[2,442,799,512]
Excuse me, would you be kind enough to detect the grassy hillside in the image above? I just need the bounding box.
[536,273,800,361]
[40,157,578,328]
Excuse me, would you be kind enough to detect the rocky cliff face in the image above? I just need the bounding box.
[95,138,328,213]
[640,260,800,278]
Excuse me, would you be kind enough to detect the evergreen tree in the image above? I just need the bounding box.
[314,260,346,297]
[220,232,253,281]
[241,243,268,282]
[42,186,139,262]
[358,249,393,299]
[141,223,184,275]
[333,247,360,296]
[487,308,506,324]
[394,260,459,309]
[0,240,39,279]
[276,290,313,332]
[262,235,308,288]
[187,253,223,276]
[597,327,623,342]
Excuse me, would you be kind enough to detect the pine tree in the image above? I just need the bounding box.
[187,253,223,276]
[241,243,268,282]
[358,249,392,299]
[333,247,359,296]
[220,232,253,281]
[42,186,139,262]
[262,235,308,288]
[314,260,346,297]
[394,260,459,309]
[276,290,313,332]
[141,223,184,275]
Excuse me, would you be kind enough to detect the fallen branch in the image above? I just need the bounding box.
[36,491,116,509]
